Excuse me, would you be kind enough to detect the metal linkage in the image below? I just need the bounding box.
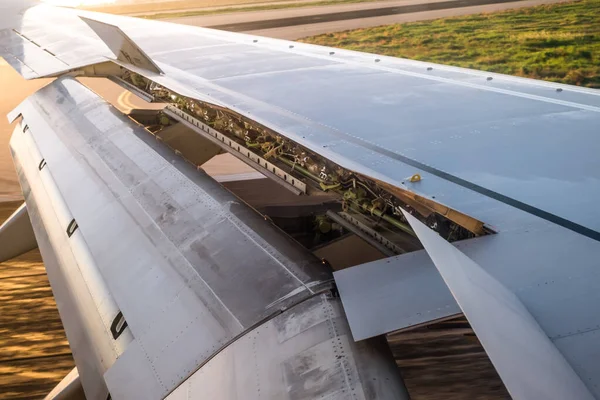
[326,210,403,256]
[164,105,307,195]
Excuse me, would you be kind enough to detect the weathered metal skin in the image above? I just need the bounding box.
[167,295,409,400]
[10,121,132,400]
[8,77,408,399]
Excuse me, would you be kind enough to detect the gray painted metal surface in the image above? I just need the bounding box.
[402,210,594,400]
[334,222,600,397]
[0,202,38,262]
[10,120,132,400]
[2,2,600,239]
[166,294,409,400]
[335,222,600,397]
[334,249,461,341]
[10,77,408,399]
[80,17,163,74]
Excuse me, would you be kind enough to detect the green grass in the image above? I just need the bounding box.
[140,0,378,19]
[302,0,600,87]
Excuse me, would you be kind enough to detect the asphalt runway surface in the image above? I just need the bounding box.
[209,0,537,31]
[167,0,566,38]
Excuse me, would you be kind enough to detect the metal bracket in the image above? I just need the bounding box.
[164,105,307,195]
[66,219,78,237]
[110,311,128,340]
[327,211,402,256]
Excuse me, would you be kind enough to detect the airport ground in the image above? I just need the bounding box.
[302,0,600,87]
[135,0,565,20]
[0,0,598,397]
[139,0,571,39]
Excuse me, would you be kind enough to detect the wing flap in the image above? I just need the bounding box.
[333,249,461,341]
[12,76,334,399]
[10,119,126,400]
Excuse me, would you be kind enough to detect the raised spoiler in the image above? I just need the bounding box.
[7,76,408,400]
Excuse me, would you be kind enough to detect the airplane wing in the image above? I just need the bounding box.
[1,1,600,399]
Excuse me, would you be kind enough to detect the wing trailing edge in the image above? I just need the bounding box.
[12,76,410,400]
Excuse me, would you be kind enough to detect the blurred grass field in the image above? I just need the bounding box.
[303,0,600,87]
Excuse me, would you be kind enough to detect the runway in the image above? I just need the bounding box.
[166,0,567,38]
[210,0,548,31]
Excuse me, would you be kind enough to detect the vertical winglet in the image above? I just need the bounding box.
[401,209,595,400]
[79,16,163,75]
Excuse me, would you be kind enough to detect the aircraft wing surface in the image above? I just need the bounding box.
[2,1,600,399]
